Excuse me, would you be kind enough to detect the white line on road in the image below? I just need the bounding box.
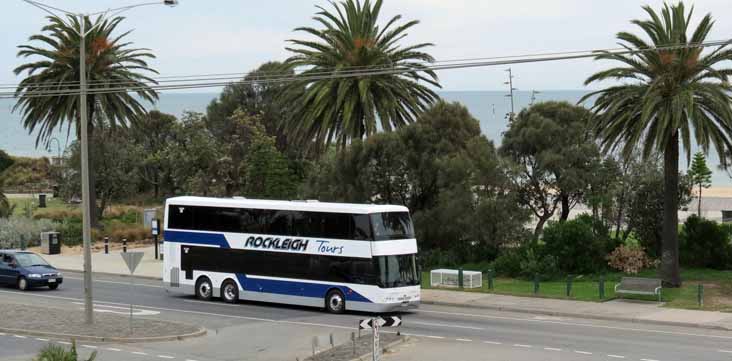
[399,333,446,339]
[456,338,472,342]
[157,355,175,359]
[719,350,732,353]
[640,359,660,361]
[132,351,148,356]
[81,345,97,349]
[544,347,562,351]
[425,335,445,339]
[185,359,199,361]
[0,333,5,336]
[35,338,49,342]
[411,321,484,330]
[417,308,732,340]
[607,355,625,359]
[513,344,532,348]
[65,277,162,288]
[57,341,71,345]
[13,335,26,338]
[483,341,502,345]
[106,348,122,352]
[574,350,592,355]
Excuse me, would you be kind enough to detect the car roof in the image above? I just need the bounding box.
[0,250,34,254]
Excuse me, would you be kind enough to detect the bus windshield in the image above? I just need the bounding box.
[371,212,414,241]
[375,254,420,288]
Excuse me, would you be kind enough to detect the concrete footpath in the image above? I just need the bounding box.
[46,246,732,331]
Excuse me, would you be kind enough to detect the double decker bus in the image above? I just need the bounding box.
[162,196,420,313]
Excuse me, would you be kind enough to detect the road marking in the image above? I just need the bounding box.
[574,350,592,355]
[13,335,27,338]
[157,355,174,359]
[71,302,160,316]
[106,348,122,352]
[65,276,162,288]
[185,359,199,361]
[0,333,5,336]
[483,341,502,345]
[513,344,532,348]
[607,355,625,359]
[36,338,49,342]
[719,350,732,353]
[640,359,660,361]
[425,335,445,339]
[400,333,446,339]
[411,321,484,330]
[81,345,97,349]
[456,338,472,342]
[544,347,561,351]
[132,351,148,355]
[57,341,71,345]
[183,300,239,307]
[417,308,732,340]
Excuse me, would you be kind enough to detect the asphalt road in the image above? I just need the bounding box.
[1,272,732,361]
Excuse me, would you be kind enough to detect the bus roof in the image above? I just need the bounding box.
[165,196,409,214]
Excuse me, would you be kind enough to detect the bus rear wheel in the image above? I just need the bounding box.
[221,279,239,303]
[325,289,346,314]
[195,277,213,301]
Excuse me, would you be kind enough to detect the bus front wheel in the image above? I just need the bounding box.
[221,279,239,304]
[325,289,346,314]
[195,276,213,301]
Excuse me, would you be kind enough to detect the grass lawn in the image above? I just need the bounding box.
[9,196,71,217]
[422,268,732,311]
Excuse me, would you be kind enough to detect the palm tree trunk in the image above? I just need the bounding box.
[660,132,681,287]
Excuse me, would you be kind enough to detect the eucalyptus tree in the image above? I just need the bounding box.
[283,0,440,151]
[13,15,158,223]
[583,3,732,286]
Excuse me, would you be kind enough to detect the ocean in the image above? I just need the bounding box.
[1,90,729,185]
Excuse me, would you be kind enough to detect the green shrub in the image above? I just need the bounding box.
[56,218,83,246]
[0,217,56,248]
[679,215,732,269]
[34,341,96,361]
[542,215,608,274]
[519,247,560,281]
[493,247,524,278]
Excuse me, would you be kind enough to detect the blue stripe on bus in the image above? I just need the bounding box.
[164,229,372,304]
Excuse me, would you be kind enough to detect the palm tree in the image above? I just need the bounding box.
[582,2,732,286]
[13,15,158,223]
[283,0,440,151]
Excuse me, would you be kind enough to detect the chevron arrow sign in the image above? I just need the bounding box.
[358,316,402,329]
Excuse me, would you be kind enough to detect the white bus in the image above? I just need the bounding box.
[162,196,420,313]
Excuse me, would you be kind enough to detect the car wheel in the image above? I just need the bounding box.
[17,277,28,291]
[325,289,346,314]
[221,280,239,304]
[195,276,213,301]
[48,283,59,290]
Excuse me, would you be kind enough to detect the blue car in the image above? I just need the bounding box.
[0,250,63,290]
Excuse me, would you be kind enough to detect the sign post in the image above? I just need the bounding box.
[152,219,160,260]
[372,321,380,361]
[121,251,144,334]
[358,316,402,361]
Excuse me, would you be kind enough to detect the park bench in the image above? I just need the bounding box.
[614,277,662,301]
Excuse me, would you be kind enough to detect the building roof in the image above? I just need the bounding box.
[165,196,409,214]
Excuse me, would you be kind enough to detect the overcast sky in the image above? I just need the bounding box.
[1,0,731,91]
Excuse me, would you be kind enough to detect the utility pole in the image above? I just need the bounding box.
[22,0,179,325]
[504,68,516,121]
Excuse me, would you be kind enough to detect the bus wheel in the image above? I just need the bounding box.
[221,279,239,304]
[325,289,346,314]
[195,277,213,301]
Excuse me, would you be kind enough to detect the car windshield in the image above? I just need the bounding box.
[370,212,415,241]
[374,254,420,288]
[14,253,50,267]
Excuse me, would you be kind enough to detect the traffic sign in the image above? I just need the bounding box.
[121,251,144,274]
[359,316,402,329]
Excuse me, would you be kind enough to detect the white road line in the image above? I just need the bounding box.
[574,350,592,355]
[411,321,484,330]
[57,341,71,345]
[425,335,445,339]
[157,355,175,359]
[132,351,148,356]
[513,344,532,348]
[544,347,562,351]
[81,345,97,349]
[13,335,27,338]
[36,338,49,342]
[183,300,239,307]
[607,355,625,359]
[417,308,732,340]
[640,359,660,361]
[719,350,732,353]
[106,348,122,352]
[456,338,472,342]
[185,359,199,361]
[483,341,502,345]
[399,332,446,339]
[65,277,162,288]
[0,332,5,336]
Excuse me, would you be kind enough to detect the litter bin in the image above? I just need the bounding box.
[40,232,61,255]
[39,194,47,208]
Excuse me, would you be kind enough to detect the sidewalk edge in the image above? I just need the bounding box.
[421,299,731,332]
[58,268,163,281]
[0,326,206,343]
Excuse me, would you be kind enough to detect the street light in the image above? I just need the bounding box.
[21,0,178,325]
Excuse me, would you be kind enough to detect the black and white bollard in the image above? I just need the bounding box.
[104,237,109,254]
[122,238,127,253]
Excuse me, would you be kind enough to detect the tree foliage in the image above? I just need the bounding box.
[283,0,440,150]
[679,215,732,269]
[688,151,712,216]
[583,2,732,286]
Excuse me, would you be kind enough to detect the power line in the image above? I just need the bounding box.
[3,39,730,99]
